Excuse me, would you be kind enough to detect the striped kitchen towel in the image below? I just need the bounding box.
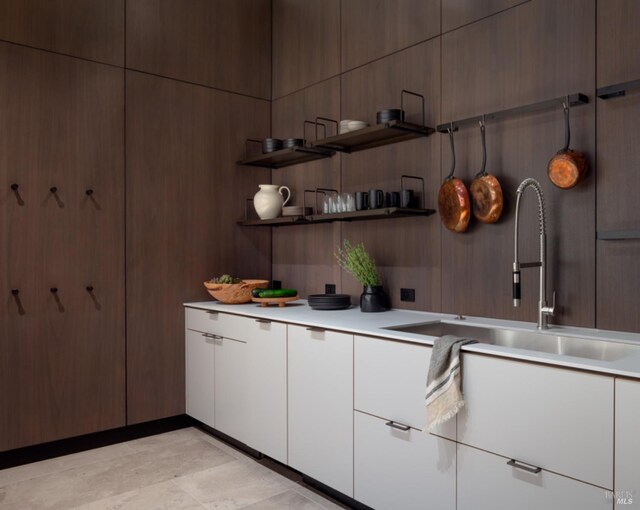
[424,335,478,431]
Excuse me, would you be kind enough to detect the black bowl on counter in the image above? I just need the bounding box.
[308,293,351,310]
[376,109,405,124]
[262,138,283,153]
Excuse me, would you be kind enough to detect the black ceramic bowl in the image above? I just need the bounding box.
[376,109,405,124]
[262,138,283,153]
[283,138,305,149]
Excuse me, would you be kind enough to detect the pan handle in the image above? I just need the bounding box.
[445,124,456,180]
[475,116,488,178]
[562,97,571,152]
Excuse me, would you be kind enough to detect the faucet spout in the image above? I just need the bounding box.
[513,178,555,329]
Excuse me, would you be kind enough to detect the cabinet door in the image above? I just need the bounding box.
[214,337,248,444]
[458,354,614,489]
[288,325,353,497]
[354,411,455,510]
[615,378,640,507]
[185,329,215,427]
[457,444,611,510]
[245,319,288,464]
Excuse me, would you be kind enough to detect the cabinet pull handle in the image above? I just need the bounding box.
[206,311,218,316]
[255,319,271,324]
[306,327,325,333]
[507,459,542,474]
[385,421,411,432]
[202,333,222,339]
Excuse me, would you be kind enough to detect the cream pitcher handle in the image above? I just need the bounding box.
[279,186,291,207]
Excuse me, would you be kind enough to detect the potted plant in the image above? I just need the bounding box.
[335,239,389,312]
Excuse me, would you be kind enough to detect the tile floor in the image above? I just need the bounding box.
[0,427,348,510]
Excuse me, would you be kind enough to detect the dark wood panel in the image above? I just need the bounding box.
[441,0,595,123]
[127,0,271,99]
[126,71,270,425]
[0,0,124,66]
[271,78,342,297]
[340,40,442,311]
[597,240,640,333]
[597,90,640,231]
[597,0,640,87]
[272,0,340,99]
[0,43,125,451]
[340,0,440,72]
[442,0,530,33]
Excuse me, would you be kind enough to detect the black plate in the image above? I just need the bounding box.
[309,303,351,310]
[308,293,350,301]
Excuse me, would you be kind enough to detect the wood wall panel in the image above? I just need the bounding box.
[441,0,595,123]
[340,40,441,311]
[126,71,270,425]
[597,241,640,333]
[272,0,340,99]
[0,43,125,451]
[271,78,342,297]
[442,0,530,33]
[126,0,271,99]
[0,0,124,66]
[340,0,440,72]
[597,0,640,87]
[440,0,595,326]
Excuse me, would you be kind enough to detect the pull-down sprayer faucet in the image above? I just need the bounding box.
[513,178,555,330]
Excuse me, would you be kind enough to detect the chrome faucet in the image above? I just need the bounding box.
[513,178,555,329]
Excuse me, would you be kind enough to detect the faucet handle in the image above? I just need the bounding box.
[542,291,556,316]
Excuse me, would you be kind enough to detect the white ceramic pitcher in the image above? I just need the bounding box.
[253,184,291,220]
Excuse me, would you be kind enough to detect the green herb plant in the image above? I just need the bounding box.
[335,239,381,287]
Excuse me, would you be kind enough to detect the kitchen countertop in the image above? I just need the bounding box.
[185,300,640,379]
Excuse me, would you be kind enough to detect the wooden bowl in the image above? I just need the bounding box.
[203,279,269,304]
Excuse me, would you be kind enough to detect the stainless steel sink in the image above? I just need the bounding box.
[384,321,640,362]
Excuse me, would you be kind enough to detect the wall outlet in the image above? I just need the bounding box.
[325,283,336,294]
[400,288,415,302]
[271,280,282,290]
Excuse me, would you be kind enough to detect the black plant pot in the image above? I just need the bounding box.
[360,285,389,313]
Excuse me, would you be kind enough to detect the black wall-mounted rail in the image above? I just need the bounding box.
[436,93,589,133]
[597,79,640,100]
[597,230,640,240]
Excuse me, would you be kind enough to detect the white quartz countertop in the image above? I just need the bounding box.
[185,300,640,379]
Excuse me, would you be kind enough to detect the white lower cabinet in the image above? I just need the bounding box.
[615,378,640,508]
[185,328,215,428]
[214,336,248,444]
[354,411,455,510]
[288,324,353,497]
[457,443,611,510]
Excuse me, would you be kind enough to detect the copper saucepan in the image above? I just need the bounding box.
[438,127,471,233]
[547,98,587,189]
[470,119,503,223]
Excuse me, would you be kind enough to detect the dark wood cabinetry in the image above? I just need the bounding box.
[0,43,125,452]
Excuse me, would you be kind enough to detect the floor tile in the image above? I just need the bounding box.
[238,489,327,510]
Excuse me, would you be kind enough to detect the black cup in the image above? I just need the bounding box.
[386,191,400,208]
[355,191,369,211]
[369,189,384,209]
[401,189,414,208]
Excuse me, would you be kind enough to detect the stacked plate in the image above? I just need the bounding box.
[262,138,283,153]
[282,206,312,217]
[283,138,305,148]
[308,294,351,310]
[339,119,369,134]
[376,109,404,124]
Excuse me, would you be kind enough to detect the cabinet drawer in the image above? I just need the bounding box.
[354,411,455,510]
[354,336,455,439]
[459,354,613,488]
[457,444,610,510]
[185,307,246,338]
[615,378,640,504]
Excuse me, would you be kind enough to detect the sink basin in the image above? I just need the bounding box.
[384,321,640,362]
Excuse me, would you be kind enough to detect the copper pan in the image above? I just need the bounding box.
[547,98,587,189]
[470,118,503,223]
[438,128,471,233]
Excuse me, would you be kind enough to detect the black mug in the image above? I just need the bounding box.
[401,189,414,208]
[368,189,384,209]
[386,191,400,208]
[355,191,369,211]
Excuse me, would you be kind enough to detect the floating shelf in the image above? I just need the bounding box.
[237,145,334,169]
[237,207,435,227]
[312,120,434,153]
[597,79,640,100]
[436,92,589,133]
[597,230,640,240]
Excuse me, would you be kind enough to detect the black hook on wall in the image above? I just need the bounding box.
[50,287,58,293]
[86,285,94,292]
[50,187,57,194]
[85,189,94,196]
[11,288,25,315]
[10,183,24,205]
[11,183,19,191]
[11,289,19,295]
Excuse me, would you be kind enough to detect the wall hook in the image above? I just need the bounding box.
[11,289,19,295]
[85,189,94,196]
[11,183,19,191]
[50,187,58,194]
[50,287,58,293]
[86,285,94,292]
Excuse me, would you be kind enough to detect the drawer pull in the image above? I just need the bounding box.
[255,319,271,324]
[202,333,222,340]
[306,327,325,333]
[507,459,542,474]
[385,421,411,432]
[206,311,218,316]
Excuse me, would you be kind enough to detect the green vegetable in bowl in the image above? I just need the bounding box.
[210,274,243,284]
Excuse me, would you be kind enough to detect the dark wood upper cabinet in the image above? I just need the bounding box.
[442,0,530,33]
[272,0,340,99]
[126,0,271,99]
[340,0,440,72]
[0,0,124,66]
[597,0,640,87]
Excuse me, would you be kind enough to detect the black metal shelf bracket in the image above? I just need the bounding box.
[597,230,640,240]
[436,93,589,133]
[597,78,640,100]
[401,90,425,127]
